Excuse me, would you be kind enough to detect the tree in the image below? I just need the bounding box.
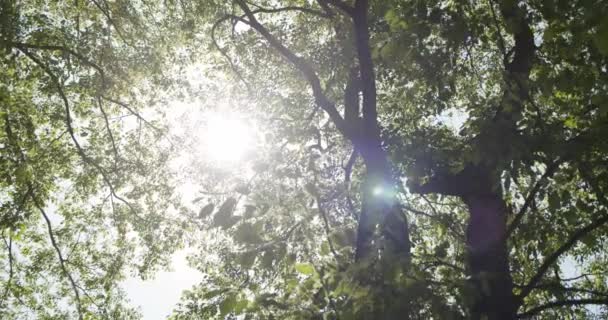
[171,0,608,319]
[1,0,188,318]
[2,0,608,319]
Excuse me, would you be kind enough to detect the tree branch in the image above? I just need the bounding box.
[313,194,342,268]
[233,1,348,135]
[515,161,608,302]
[9,42,106,82]
[487,0,507,62]
[514,282,608,298]
[351,0,379,137]
[322,0,354,15]
[16,47,144,223]
[506,160,561,238]
[517,212,608,301]
[343,148,358,184]
[518,299,608,319]
[97,97,119,168]
[31,195,83,320]
[100,96,163,134]
[210,14,253,91]
[248,4,331,18]
[1,235,14,307]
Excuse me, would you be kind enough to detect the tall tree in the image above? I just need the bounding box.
[172,0,608,319]
[1,0,189,318]
[2,0,608,319]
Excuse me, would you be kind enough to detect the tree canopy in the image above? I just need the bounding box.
[1,0,608,319]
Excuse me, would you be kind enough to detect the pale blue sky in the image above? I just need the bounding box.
[123,250,203,320]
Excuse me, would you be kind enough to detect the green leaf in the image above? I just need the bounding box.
[234,222,263,244]
[219,293,237,317]
[295,263,314,275]
[593,19,608,56]
[198,203,214,218]
[234,299,249,314]
[237,251,257,269]
[564,117,578,129]
[213,197,238,229]
[548,192,560,209]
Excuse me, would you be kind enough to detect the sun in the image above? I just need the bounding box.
[203,112,254,163]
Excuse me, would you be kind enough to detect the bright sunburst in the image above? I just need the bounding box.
[203,112,254,163]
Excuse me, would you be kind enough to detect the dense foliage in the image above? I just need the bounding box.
[2,0,608,319]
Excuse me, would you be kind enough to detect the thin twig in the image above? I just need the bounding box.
[506,160,561,238]
[232,2,348,136]
[313,195,342,268]
[16,47,144,223]
[100,96,163,134]
[31,195,84,320]
[1,235,14,307]
[518,299,608,319]
[517,211,608,301]
[97,97,119,168]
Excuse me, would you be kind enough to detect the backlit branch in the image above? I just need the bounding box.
[343,148,358,184]
[506,160,561,238]
[10,43,162,138]
[351,0,378,134]
[518,299,608,319]
[100,96,163,134]
[517,212,608,301]
[245,2,331,18]
[32,195,83,320]
[16,47,144,223]
[1,235,14,307]
[233,0,348,135]
[97,97,119,168]
[9,42,106,82]
[514,282,608,298]
[312,193,342,268]
[323,0,354,15]
[211,14,252,91]
[90,0,134,47]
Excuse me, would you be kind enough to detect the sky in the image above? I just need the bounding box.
[119,100,238,319]
[122,250,203,320]
[120,102,200,320]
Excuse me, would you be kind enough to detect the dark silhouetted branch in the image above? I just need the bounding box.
[506,160,561,238]
[17,47,144,223]
[10,42,105,80]
[233,0,348,136]
[32,196,83,320]
[323,0,354,15]
[517,213,608,301]
[1,235,14,306]
[97,97,119,168]
[518,299,608,319]
[100,96,163,134]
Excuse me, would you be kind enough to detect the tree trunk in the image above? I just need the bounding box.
[353,144,410,319]
[355,140,410,262]
[463,193,516,320]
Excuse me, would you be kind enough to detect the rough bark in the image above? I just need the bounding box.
[411,165,517,319]
[347,0,410,264]
[464,192,516,320]
[355,141,410,262]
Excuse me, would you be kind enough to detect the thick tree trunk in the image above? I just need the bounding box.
[354,144,410,319]
[463,193,516,320]
[355,140,410,262]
